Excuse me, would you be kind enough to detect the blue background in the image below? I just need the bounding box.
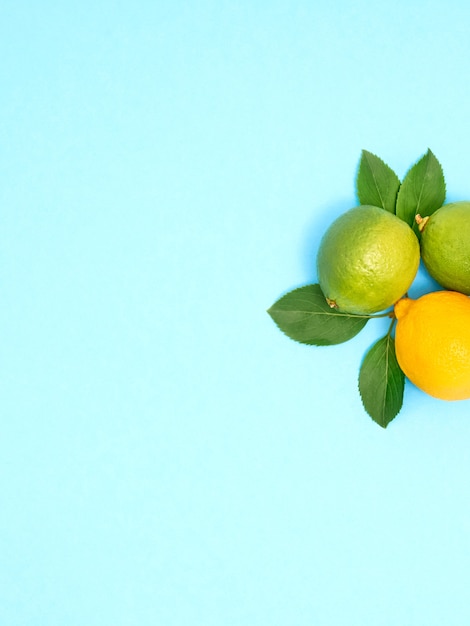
[1,1,470,624]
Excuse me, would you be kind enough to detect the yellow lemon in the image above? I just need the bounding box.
[394,291,470,400]
[317,205,420,314]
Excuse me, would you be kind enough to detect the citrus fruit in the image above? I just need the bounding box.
[394,291,470,401]
[316,205,420,315]
[417,201,470,295]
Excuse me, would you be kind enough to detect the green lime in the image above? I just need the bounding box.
[316,205,420,314]
[418,201,470,295]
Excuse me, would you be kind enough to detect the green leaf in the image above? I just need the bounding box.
[356,150,401,213]
[358,334,404,428]
[267,284,369,346]
[395,149,446,230]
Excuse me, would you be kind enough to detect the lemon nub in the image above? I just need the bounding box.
[394,297,414,320]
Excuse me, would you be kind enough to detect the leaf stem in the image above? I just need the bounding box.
[387,316,397,337]
[366,309,394,319]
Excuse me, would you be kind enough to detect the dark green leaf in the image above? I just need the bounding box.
[358,334,404,428]
[395,149,446,231]
[267,284,369,346]
[356,150,401,213]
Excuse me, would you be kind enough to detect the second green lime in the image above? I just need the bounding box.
[418,201,470,295]
[317,205,420,314]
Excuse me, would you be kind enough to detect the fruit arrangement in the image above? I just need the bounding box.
[267,149,470,427]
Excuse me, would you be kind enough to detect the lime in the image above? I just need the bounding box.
[418,201,470,295]
[316,205,420,314]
